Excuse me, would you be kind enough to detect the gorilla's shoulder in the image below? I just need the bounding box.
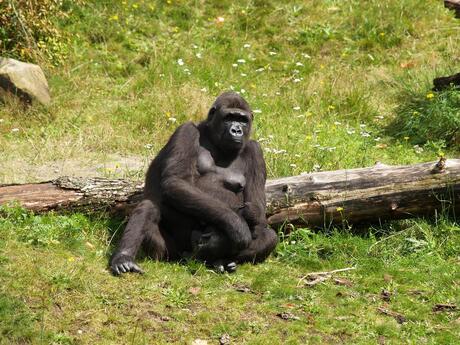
[246,139,263,153]
[175,121,198,132]
[169,121,199,140]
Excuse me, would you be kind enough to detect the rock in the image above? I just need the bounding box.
[0,57,50,105]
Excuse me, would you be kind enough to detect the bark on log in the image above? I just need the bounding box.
[1,159,459,228]
[445,0,460,18]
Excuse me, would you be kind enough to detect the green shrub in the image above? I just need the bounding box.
[388,89,460,148]
[0,0,84,65]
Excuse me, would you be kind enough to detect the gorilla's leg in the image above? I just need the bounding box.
[234,226,278,264]
[110,199,171,275]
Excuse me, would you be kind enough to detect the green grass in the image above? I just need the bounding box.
[1,0,460,343]
[0,207,459,344]
[1,0,459,182]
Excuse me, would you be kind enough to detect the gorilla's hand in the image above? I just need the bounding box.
[240,202,258,227]
[223,212,252,249]
[110,254,144,276]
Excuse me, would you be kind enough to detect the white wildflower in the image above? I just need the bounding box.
[177,59,184,66]
[334,121,342,125]
[232,63,238,68]
[413,145,424,154]
[290,163,297,168]
[255,67,265,72]
[11,128,19,133]
[293,106,301,110]
[253,109,262,114]
[361,131,371,137]
[269,51,277,56]
[359,124,366,128]
[346,129,355,135]
[293,78,301,83]
[237,59,246,64]
[243,43,251,48]
[295,62,304,66]
[195,53,202,59]
[241,73,247,77]
[240,89,246,94]
[168,117,177,123]
[144,144,153,149]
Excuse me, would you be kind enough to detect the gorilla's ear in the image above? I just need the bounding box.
[207,106,217,122]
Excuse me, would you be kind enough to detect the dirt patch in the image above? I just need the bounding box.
[0,154,148,184]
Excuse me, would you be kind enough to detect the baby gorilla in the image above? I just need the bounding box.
[191,148,258,272]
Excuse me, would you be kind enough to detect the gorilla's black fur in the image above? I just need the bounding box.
[110,92,278,274]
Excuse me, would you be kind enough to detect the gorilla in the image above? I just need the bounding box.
[110,91,278,275]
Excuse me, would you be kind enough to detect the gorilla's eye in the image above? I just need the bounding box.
[226,113,249,124]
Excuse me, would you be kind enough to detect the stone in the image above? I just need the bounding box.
[0,57,50,105]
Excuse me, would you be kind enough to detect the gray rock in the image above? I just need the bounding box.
[0,57,50,105]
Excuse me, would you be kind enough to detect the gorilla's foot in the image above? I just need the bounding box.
[212,260,237,273]
[110,254,144,276]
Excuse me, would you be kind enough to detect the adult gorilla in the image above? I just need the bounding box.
[110,91,278,275]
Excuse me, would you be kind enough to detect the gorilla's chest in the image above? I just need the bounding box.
[197,148,246,193]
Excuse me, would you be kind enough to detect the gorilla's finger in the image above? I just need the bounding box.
[111,266,120,276]
[130,263,144,274]
[226,262,237,273]
[118,264,127,273]
[214,264,225,274]
[121,263,132,273]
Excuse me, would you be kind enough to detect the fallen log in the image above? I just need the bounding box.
[1,159,459,228]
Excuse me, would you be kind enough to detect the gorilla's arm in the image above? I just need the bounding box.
[243,140,268,227]
[160,122,252,248]
[233,140,278,263]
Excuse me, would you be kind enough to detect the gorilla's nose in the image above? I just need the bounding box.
[231,125,243,136]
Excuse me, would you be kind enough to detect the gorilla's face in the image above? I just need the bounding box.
[209,108,252,152]
[207,92,253,154]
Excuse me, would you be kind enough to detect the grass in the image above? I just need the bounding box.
[0,206,459,344]
[0,0,460,343]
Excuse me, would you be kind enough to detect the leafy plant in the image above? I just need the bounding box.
[0,0,84,65]
[388,88,460,148]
